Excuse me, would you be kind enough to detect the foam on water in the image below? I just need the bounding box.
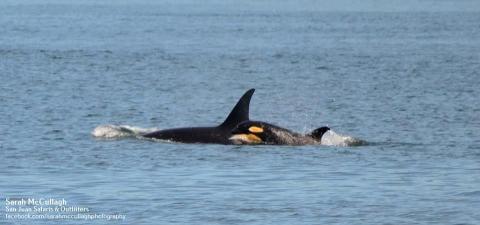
[91,124,158,139]
[321,130,365,147]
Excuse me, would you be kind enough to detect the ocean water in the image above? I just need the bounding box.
[1,1,480,224]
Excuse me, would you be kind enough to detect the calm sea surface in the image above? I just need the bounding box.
[1,1,480,224]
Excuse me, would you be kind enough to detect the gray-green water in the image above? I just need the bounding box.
[1,1,480,224]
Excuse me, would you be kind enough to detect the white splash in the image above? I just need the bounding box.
[321,130,364,147]
[91,124,157,139]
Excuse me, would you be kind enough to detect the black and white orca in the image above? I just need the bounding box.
[143,89,331,145]
[142,89,255,144]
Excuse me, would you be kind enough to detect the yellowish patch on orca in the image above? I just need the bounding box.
[248,126,264,133]
[229,134,262,144]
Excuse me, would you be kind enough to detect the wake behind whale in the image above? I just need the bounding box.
[91,124,157,139]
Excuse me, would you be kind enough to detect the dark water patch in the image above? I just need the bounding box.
[456,191,480,197]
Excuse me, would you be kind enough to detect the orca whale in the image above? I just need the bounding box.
[229,120,330,145]
[142,89,255,144]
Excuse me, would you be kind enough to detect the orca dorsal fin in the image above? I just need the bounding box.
[218,88,255,129]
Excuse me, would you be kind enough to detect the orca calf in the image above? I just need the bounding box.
[229,120,330,145]
[142,89,255,144]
